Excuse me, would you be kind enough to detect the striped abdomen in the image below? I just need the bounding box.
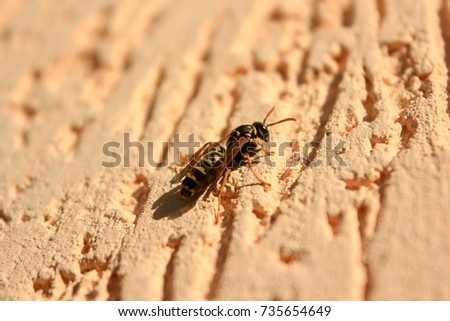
[180,145,226,200]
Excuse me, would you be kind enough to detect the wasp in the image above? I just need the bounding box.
[170,142,226,200]
[171,107,296,222]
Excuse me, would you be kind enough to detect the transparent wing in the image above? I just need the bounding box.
[208,136,250,186]
[170,131,232,184]
[170,141,220,184]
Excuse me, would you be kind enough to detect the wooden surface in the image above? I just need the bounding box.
[0,0,449,300]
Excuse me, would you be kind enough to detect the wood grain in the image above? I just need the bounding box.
[0,0,449,300]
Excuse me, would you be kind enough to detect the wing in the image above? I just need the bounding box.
[208,136,251,186]
[170,141,220,184]
[170,131,233,184]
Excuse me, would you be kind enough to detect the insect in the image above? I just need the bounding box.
[217,107,296,205]
[170,141,226,200]
[171,107,296,222]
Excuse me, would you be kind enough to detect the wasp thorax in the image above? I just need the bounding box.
[252,122,270,142]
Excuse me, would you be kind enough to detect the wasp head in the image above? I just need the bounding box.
[252,121,270,142]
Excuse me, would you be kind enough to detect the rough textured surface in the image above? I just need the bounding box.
[0,0,449,300]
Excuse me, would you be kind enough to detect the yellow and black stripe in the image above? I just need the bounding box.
[180,145,226,200]
[225,124,259,165]
[226,124,256,149]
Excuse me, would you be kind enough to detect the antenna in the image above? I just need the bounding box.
[263,106,296,127]
[266,117,297,127]
[263,106,276,125]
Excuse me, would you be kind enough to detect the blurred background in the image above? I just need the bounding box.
[0,0,449,300]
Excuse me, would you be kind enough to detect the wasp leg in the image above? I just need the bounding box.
[251,149,275,163]
[260,142,275,157]
[253,139,275,158]
[244,153,271,192]
[216,168,232,224]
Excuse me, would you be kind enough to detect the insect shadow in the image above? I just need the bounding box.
[151,184,208,220]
